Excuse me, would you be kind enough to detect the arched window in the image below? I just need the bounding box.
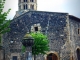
[30,5,34,10]
[23,0,27,2]
[30,0,34,2]
[24,0,25,2]
[19,5,21,10]
[76,48,80,60]
[47,53,58,60]
[25,0,27,2]
[23,4,25,9]
[26,4,28,9]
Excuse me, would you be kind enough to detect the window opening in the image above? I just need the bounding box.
[78,29,79,34]
[24,0,25,2]
[26,4,27,9]
[34,27,38,31]
[23,4,25,9]
[30,0,34,2]
[13,56,17,60]
[19,5,21,10]
[30,5,34,10]
[25,0,27,2]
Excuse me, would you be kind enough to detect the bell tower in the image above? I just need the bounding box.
[14,0,37,18]
[18,0,37,11]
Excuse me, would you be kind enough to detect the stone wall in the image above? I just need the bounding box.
[0,50,4,60]
[0,48,5,60]
[69,15,80,60]
[3,11,80,60]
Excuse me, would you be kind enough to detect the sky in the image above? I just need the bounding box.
[3,0,80,19]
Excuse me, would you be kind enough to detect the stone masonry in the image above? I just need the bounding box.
[3,11,80,60]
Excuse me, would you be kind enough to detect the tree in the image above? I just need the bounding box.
[0,0,11,45]
[22,32,49,60]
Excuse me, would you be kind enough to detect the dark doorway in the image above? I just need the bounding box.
[13,56,17,60]
[76,48,80,60]
[47,53,58,60]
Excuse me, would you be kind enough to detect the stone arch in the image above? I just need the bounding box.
[44,51,59,60]
[47,53,58,60]
[76,48,80,60]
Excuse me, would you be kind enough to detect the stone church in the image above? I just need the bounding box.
[1,0,80,60]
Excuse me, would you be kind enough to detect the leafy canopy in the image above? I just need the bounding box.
[0,0,11,44]
[22,32,49,55]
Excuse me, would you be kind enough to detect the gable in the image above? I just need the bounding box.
[10,11,68,34]
[4,11,68,41]
[3,11,69,53]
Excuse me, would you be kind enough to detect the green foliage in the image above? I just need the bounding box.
[31,32,49,55]
[0,0,11,44]
[22,32,49,55]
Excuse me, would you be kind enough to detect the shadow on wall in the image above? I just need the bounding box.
[76,48,80,60]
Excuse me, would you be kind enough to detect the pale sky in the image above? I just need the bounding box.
[3,0,80,19]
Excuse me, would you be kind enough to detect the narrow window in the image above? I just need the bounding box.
[24,0,25,2]
[32,5,34,9]
[78,29,79,34]
[19,5,21,10]
[30,5,34,10]
[13,56,17,60]
[23,4,25,9]
[30,0,34,2]
[32,0,34,2]
[25,0,27,2]
[26,4,27,9]
[34,27,38,31]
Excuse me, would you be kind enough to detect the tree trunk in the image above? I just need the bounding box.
[34,55,36,60]
[0,34,2,46]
